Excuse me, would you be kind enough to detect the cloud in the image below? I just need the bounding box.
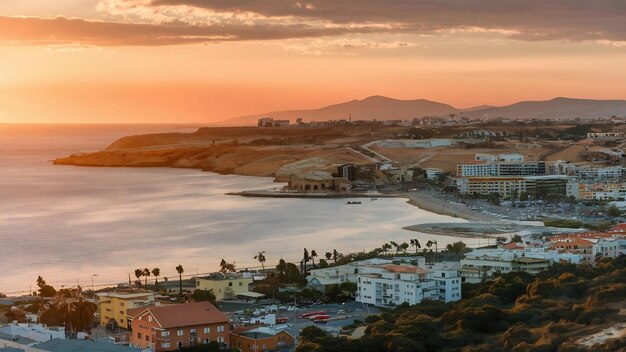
[150,0,626,42]
[0,15,372,46]
[1,1,625,47]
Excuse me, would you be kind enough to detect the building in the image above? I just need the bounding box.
[257,117,289,127]
[129,301,229,351]
[36,338,140,352]
[97,291,156,330]
[307,258,393,292]
[587,132,623,139]
[550,238,595,264]
[0,323,65,345]
[456,161,546,177]
[229,325,294,352]
[355,263,461,307]
[287,171,351,193]
[195,273,254,301]
[425,168,444,180]
[457,175,569,198]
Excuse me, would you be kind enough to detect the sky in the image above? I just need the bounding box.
[0,0,625,123]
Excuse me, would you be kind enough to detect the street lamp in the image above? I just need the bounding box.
[92,274,98,293]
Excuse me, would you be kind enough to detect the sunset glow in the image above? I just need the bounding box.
[0,0,625,123]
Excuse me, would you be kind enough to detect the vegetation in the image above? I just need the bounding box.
[296,256,626,352]
[543,218,584,228]
[192,289,217,306]
[176,264,184,296]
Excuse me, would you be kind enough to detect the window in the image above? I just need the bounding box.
[190,328,197,334]
[177,341,184,348]
[145,335,149,341]
[229,282,233,286]
[217,336,224,343]
[148,315,153,322]
[217,325,224,333]
[162,342,171,348]
[177,329,184,336]
[161,331,170,337]
[239,282,242,286]
[203,338,210,344]
[137,333,142,339]
[203,327,210,334]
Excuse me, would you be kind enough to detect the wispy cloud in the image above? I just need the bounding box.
[0,0,625,46]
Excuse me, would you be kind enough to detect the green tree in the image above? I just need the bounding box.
[325,252,332,261]
[445,241,467,260]
[152,268,160,286]
[219,259,236,273]
[333,249,340,264]
[254,251,267,272]
[134,269,143,287]
[310,250,318,267]
[192,289,217,305]
[300,326,326,341]
[410,239,421,254]
[390,241,400,255]
[608,205,622,217]
[303,248,310,274]
[176,265,184,296]
[519,191,529,201]
[142,268,150,286]
[400,242,409,253]
[276,258,287,281]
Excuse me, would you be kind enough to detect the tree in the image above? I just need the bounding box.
[410,239,421,254]
[340,282,357,297]
[303,248,310,274]
[152,268,160,286]
[445,241,467,260]
[333,249,340,264]
[510,234,523,243]
[400,242,409,253]
[219,259,236,273]
[426,240,438,262]
[310,250,318,268]
[325,252,332,261]
[276,258,287,281]
[36,276,56,298]
[390,241,400,255]
[134,269,143,287]
[192,289,217,305]
[608,205,622,217]
[142,268,150,286]
[382,243,392,255]
[519,191,529,201]
[318,259,329,268]
[176,265,184,296]
[254,251,267,272]
[300,326,326,341]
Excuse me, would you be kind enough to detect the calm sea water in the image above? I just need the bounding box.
[0,124,470,294]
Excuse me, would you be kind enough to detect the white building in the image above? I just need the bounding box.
[355,263,461,307]
[0,323,65,345]
[425,168,444,180]
[307,258,392,291]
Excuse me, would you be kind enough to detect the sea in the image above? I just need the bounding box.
[0,124,474,295]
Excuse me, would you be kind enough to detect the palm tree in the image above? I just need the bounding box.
[426,240,438,262]
[254,251,267,272]
[134,269,143,287]
[303,248,310,274]
[390,241,399,255]
[400,242,409,253]
[142,268,150,286]
[152,268,160,287]
[333,249,340,264]
[176,265,184,296]
[381,243,392,255]
[310,250,318,268]
[410,239,421,254]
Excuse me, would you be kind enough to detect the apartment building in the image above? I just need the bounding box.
[456,161,546,177]
[230,325,294,352]
[129,301,229,351]
[355,263,461,307]
[307,258,392,291]
[195,273,254,301]
[458,175,569,198]
[97,291,156,329]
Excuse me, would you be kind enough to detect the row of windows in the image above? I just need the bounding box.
[162,336,224,348]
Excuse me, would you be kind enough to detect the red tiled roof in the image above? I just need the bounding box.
[503,242,524,250]
[382,264,427,274]
[138,301,228,329]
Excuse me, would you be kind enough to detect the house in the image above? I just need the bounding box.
[129,301,229,351]
[195,273,254,301]
[257,117,289,127]
[307,258,393,292]
[0,323,65,345]
[550,238,595,264]
[97,291,156,330]
[287,171,351,193]
[230,325,294,352]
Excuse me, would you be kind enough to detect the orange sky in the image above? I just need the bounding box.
[0,1,625,123]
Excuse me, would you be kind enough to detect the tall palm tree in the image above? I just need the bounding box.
[176,265,184,296]
[254,251,267,272]
[382,243,392,255]
[142,268,150,286]
[303,248,310,274]
[410,239,421,254]
[152,268,160,287]
[390,241,400,255]
[310,250,318,267]
[134,269,143,287]
[426,240,438,262]
[333,249,340,264]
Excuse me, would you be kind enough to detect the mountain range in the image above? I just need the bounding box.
[224,96,626,125]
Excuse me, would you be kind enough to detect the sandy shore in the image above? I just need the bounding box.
[400,191,501,222]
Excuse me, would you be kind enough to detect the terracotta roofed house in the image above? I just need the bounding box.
[129,301,229,352]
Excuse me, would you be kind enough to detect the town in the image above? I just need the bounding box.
[2,219,626,351]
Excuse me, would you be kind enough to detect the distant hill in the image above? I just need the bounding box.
[223,96,626,126]
[225,96,458,125]
[465,97,626,120]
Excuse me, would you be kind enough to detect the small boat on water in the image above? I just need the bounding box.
[346,201,362,205]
